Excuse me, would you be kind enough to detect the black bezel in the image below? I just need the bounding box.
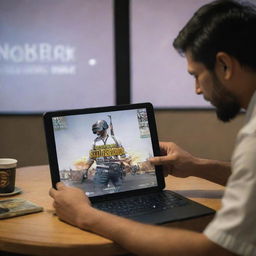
[43,102,165,202]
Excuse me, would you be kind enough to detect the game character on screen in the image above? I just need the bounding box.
[83,116,131,192]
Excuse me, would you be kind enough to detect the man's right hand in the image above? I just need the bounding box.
[149,141,199,178]
[150,141,231,185]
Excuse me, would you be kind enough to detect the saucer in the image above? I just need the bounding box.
[0,187,22,197]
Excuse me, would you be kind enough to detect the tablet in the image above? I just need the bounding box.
[43,103,164,199]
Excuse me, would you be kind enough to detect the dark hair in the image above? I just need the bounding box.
[173,0,256,70]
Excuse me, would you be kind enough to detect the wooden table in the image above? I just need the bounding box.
[0,165,224,256]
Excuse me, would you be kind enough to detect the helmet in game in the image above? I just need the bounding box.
[92,120,109,134]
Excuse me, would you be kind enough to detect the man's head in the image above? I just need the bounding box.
[92,120,109,136]
[186,50,241,122]
[173,0,256,121]
[173,0,256,70]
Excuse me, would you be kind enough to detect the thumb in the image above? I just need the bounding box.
[56,182,66,190]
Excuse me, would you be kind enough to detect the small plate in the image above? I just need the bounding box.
[0,187,22,197]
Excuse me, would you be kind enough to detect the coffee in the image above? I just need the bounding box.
[0,158,17,193]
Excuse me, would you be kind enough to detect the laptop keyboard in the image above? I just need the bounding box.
[93,191,188,217]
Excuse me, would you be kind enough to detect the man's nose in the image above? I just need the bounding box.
[195,83,202,94]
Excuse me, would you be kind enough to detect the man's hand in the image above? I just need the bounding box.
[49,182,93,228]
[149,141,199,178]
[150,141,231,185]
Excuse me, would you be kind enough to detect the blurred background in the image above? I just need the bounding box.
[0,0,244,167]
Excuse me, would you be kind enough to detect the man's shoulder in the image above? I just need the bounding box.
[238,111,256,138]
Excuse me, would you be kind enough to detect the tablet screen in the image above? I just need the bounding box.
[50,107,159,197]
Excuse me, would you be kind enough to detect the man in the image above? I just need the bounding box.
[49,0,256,255]
[83,119,129,193]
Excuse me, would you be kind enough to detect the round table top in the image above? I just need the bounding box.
[0,165,224,256]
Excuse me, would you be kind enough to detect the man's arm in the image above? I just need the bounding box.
[84,160,94,170]
[49,183,235,256]
[150,142,231,186]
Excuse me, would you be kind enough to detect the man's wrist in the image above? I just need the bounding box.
[187,156,203,175]
[193,157,214,172]
[191,158,231,185]
[77,205,111,232]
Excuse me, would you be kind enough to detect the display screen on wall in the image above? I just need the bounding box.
[131,0,213,108]
[0,0,114,113]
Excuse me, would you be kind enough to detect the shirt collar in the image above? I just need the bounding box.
[244,90,256,124]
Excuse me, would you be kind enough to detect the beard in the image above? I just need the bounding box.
[210,73,241,122]
[215,98,241,122]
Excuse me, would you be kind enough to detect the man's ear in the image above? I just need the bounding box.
[215,52,233,80]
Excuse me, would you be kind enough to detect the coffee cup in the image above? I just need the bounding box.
[0,158,17,193]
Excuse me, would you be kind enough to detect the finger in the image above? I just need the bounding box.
[149,155,175,165]
[159,141,170,150]
[149,156,163,165]
[49,187,57,198]
[56,182,66,190]
[160,141,174,147]
[159,141,166,147]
